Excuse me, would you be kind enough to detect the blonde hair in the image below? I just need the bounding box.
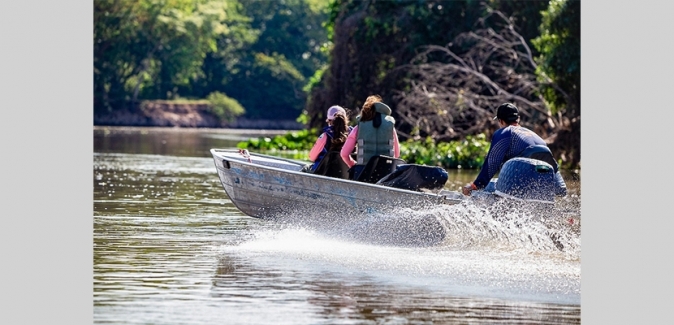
[359,95,382,122]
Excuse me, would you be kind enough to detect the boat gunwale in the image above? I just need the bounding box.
[210,148,462,202]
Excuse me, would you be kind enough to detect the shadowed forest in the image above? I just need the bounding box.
[94,0,579,168]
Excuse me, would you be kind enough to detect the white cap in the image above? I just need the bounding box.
[326,105,346,120]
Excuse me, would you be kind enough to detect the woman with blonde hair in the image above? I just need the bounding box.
[339,95,400,179]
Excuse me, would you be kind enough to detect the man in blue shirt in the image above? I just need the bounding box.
[462,103,567,196]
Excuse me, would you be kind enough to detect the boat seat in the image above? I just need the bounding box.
[312,151,350,179]
[351,155,406,184]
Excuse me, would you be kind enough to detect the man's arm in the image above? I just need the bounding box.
[473,137,510,188]
[463,129,511,194]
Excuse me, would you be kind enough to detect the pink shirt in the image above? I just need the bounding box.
[309,133,328,162]
[339,125,400,168]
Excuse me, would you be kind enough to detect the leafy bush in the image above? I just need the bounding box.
[238,130,491,169]
[237,129,319,160]
[207,91,246,122]
[400,134,490,169]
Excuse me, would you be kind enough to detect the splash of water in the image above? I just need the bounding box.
[242,194,580,260]
[221,198,582,304]
[432,197,581,258]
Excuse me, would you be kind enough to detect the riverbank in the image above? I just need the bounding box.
[93,102,304,130]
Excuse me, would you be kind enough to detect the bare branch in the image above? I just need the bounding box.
[391,9,566,142]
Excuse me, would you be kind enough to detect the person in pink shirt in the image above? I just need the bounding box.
[340,95,400,177]
[305,105,353,172]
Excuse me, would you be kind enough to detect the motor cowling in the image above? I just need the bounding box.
[494,157,556,203]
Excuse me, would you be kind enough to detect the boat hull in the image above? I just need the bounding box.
[210,149,461,220]
[210,149,571,249]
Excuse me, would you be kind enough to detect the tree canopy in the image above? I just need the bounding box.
[305,0,579,167]
[94,0,330,120]
[94,0,580,167]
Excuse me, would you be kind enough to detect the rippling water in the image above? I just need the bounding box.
[94,127,581,324]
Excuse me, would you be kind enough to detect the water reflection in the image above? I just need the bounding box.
[94,126,291,157]
[93,153,228,216]
[213,249,580,324]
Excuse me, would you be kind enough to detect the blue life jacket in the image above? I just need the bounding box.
[311,125,353,171]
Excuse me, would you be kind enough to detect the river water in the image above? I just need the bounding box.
[93,126,581,324]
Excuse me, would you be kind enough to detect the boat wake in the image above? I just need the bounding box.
[241,193,580,258]
[434,196,581,256]
[221,196,581,304]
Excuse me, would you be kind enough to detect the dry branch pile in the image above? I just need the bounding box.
[392,10,569,144]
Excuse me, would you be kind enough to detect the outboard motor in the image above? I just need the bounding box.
[494,157,556,203]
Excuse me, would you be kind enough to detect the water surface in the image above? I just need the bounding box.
[93,126,581,324]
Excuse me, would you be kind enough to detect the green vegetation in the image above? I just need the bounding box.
[306,0,579,168]
[237,129,318,152]
[206,91,245,122]
[400,135,490,169]
[95,0,330,120]
[237,131,491,170]
[533,0,580,116]
[95,0,580,168]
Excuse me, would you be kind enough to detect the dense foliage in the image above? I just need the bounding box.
[400,134,490,169]
[237,129,317,151]
[94,0,330,120]
[306,0,580,168]
[532,0,580,166]
[94,0,580,168]
[305,0,548,126]
[206,91,245,122]
[237,129,491,169]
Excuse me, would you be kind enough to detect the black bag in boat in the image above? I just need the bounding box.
[375,164,448,191]
[349,155,406,183]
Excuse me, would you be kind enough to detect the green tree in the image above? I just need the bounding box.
[207,91,246,122]
[219,0,331,119]
[306,0,545,131]
[532,0,580,167]
[95,0,331,122]
[533,0,580,115]
[94,0,254,113]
